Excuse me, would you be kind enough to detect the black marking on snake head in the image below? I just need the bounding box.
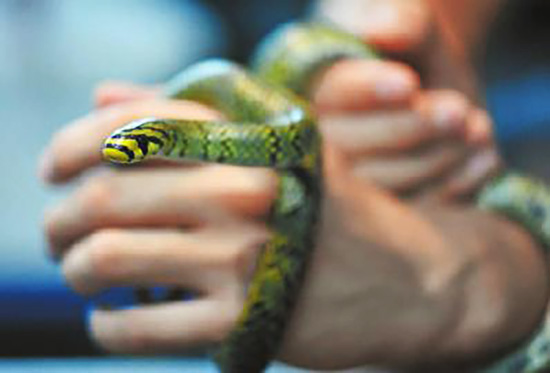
[113,134,164,156]
[141,126,170,139]
[104,143,135,162]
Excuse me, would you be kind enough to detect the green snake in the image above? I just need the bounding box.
[478,174,550,373]
[100,21,550,373]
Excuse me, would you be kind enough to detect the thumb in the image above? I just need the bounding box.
[317,0,432,53]
[312,59,419,113]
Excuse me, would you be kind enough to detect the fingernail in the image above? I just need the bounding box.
[466,109,493,145]
[375,69,416,101]
[431,98,468,133]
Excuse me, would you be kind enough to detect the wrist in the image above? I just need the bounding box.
[406,204,549,369]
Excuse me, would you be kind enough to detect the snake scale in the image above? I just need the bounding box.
[100,21,550,373]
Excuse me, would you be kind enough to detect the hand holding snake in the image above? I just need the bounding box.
[41,21,548,370]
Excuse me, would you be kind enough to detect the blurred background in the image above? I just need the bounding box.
[0,0,308,370]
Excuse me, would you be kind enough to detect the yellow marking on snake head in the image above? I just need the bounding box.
[103,137,145,164]
[102,146,131,163]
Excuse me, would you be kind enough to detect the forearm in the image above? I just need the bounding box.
[427,0,504,61]
[401,201,549,369]
[280,166,548,370]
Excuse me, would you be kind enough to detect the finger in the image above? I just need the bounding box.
[440,147,501,200]
[352,141,466,192]
[94,81,160,108]
[90,298,242,354]
[312,59,419,113]
[39,99,221,184]
[316,0,431,53]
[61,226,267,297]
[465,108,494,146]
[320,90,469,158]
[414,89,470,138]
[45,166,276,257]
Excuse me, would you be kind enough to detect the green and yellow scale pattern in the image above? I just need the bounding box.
[102,21,550,373]
[103,22,375,373]
[479,174,550,373]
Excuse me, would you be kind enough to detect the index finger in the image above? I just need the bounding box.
[311,59,419,113]
[39,99,221,184]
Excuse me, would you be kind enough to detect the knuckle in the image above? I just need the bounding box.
[87,229,125,281]
[60,229,125,294]
[78,176,115,220]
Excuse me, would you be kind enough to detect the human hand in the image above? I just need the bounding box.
[41,89,277,352]
[39,82,543,370]
[314,0,481,99]
[311,58,499,200]
[92,68,500,203]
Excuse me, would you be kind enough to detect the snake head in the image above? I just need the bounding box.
[102,117,167,164]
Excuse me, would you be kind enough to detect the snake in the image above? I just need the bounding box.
[100,21,550,373]
[478,174,550,373]
[102,22,374,372]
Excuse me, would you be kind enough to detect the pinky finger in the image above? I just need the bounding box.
[90,298,241,354]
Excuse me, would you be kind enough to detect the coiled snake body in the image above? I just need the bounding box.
[103,23,373,372]
[102,22,550,373]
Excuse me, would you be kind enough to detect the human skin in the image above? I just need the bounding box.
[88,71,497,202]
[40,0,542,369]
[314,0,499,200]
[40,62,547,370]
[426,0,504,61]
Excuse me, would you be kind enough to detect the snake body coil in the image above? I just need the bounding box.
[478,174,550,373]
[103,23,374,372]
[102,21,550,373]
